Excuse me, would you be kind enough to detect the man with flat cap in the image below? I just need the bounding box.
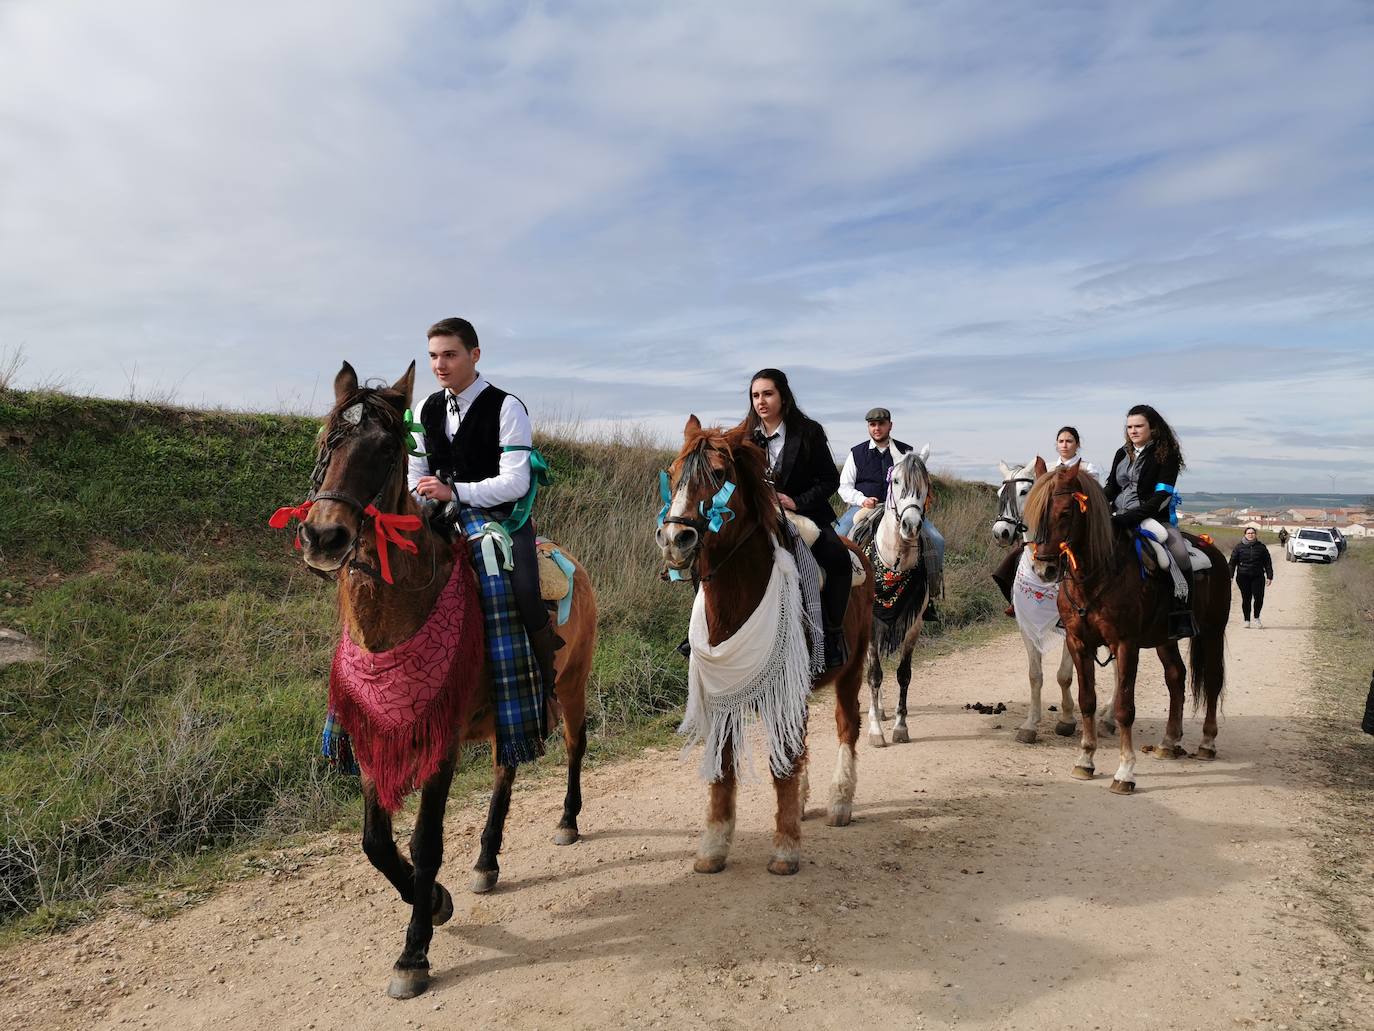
[836,406,944,618]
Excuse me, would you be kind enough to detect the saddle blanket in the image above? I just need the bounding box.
[1136,518,1213,574]
[784,511,866,587]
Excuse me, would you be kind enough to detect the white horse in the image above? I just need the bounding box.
[993,457,1080,744]
[852,447,934,747]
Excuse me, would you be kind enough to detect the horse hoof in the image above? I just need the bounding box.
[1109,779,1136,795]
[693,855,727,874]
[431,883,454,926]
[1195,746,1217,762]
[1014,728,1038,745]
[1152,744,1185,760]
[387,968,430,1000]
[890,726,910,744]
[826,805,852,827]
[767,857,801,876]
[1054,720,1077,737]
[471,868,499,894]
[1070,765,1095,780]
[868,732,887,749]
[553,825,579,846]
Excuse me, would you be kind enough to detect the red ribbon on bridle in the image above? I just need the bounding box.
[267,499,420,585]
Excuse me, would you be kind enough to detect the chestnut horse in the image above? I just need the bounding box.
[294,362,597,998]
[656,417,873,875]
[1023,464,1229,793]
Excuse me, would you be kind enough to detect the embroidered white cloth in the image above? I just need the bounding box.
[679,543,812,782]
[1012,546,1064,654]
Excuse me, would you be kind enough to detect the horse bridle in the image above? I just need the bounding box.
[659,450,759,585]
[996,476,1036,537]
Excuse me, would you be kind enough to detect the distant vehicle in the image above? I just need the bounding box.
[1325,527,1348,556]
[1286,528,1339,563]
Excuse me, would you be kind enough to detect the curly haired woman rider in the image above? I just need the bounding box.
[1104,404,1196,640]
[743,369,851,669]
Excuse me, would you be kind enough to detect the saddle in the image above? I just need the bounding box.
[784,511,866,587]
[1134,518,1213,576]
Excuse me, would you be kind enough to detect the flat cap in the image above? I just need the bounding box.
[864,407,891,422]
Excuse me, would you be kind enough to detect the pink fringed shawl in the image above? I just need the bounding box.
[328,545,484,811]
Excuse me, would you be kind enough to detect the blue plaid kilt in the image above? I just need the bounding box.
[320,506,548,775]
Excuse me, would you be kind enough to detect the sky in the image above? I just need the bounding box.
[1,0,1372,493]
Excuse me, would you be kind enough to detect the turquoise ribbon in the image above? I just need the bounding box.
[702,481,736,532]
[1155,482,1182,526]
[543,545,577,625]
[499,445,550,534]
[467,520,514,576]
[657,470,672,527]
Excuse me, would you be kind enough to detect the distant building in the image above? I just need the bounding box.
[1287,508,1330,522]
[1341,523,1370,538]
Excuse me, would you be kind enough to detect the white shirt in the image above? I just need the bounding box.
[406,373,532,509]
[838,438,912,506]
[1048,453,1101,481]
[759,421,786,476]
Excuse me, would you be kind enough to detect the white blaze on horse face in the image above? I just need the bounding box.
[657,480,699,561]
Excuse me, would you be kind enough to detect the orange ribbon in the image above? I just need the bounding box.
[1058,540,1080,573]
[1072,491,1088,513]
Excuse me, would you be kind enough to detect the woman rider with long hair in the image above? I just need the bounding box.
[743,369,851,669]
[1104,404,1195,639]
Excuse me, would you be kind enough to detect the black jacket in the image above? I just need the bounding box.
[755,418,840,527]
[1104,444,1182,528]
[1228,538,1274,580]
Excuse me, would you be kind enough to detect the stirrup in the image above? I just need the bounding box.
[1167,609,1198,641]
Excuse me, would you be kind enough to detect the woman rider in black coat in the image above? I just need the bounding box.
[1104,404,1196,640]
[743,369,851,669]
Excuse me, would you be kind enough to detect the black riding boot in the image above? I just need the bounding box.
[1167,604,1198,641]
[823,627,849,671]
[527,621,565,715]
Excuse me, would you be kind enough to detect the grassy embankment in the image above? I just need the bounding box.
[0,387,1006,936]
[1301,541,1374,961]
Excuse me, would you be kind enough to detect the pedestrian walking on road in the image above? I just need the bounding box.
[1228,526,1274,628]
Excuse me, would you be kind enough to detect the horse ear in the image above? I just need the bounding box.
[919,443,931,463]
[684,414,702,437]
[998,460,1012,478]
[1034,455,1048,476]
[334,362,359,402]
[389,361,416,409]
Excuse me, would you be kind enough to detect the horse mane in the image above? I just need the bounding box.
[891,450,931,501]
[1023,466,1116,570]
[678,422,779,539]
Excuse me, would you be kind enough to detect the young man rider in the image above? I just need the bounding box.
[407,317,560,699]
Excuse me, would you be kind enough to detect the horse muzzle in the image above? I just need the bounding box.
[991,520,1018,545]
[300,519,356,571]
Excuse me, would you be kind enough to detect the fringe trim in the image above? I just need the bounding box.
[679,546,812,782]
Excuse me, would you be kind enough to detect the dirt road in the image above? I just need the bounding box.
[3,558,1370,1030]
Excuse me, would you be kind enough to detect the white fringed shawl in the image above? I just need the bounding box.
[679,543,812,782]
[1012,546,1064,655]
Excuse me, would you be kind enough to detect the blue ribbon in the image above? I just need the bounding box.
[1155,482,1182,526]
[1131,529,1149,580]
[657,470,672,527]
[702,481,736,533]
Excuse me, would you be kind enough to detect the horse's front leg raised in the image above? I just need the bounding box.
[472,763,516,894]
[866,637,887,747]
[1068,636,1098,780]
[695,740,737,874]
[1016,630,1045,744]
[388,758,458,1000]
[1110,645,1140,794]
[769,754,806,875]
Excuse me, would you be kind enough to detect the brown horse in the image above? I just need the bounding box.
[293,362,597,998]
[1023,464,1229,793]
[656,416,873,875]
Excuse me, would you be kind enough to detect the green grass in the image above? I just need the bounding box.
[0,387,1008,935]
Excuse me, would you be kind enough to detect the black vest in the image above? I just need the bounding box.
[419,384,515,485]
[851,439,910,501]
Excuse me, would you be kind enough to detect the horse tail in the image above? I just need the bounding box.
[1188,623,1226,715]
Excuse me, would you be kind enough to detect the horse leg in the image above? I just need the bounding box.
[1153,644,1187,759]
[471,763,516,894]
[554,709,588,846]
[1069,639,1098,779]
[694,741,737,873]
[1017,631,1043,744]
[866,637,887,748]
[768,755,805,875]
[891,641,914,744]
[361,778,416,905]
[1054,644,1077,736]
[1109,645,1139,794]
[386,758,458,1000]
[828,652,863,827]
